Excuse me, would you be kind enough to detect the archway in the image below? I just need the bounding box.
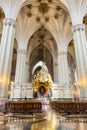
[27,26,58,82]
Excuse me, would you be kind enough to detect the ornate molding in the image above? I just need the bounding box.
[72,24,85,33]
[17,49,27,55]
[58,51,67,56]
[3,18,16,28]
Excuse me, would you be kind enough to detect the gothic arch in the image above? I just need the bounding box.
[29,43,53,82]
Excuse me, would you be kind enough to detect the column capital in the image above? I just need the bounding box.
[58,51,67,56]
[3,18,16,28]
[17,49,27,55]
[72,24,85,33]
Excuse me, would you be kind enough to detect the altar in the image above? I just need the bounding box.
[10,64,73,100]
[32,63,53,99]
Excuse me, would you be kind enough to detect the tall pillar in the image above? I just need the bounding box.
[69,67,75,84]
[53,62,58,83]
[25,61,29,83]
[58,51,69,85]
[72,24,87,100]
[15,49,27,83]
[0,18,16,99]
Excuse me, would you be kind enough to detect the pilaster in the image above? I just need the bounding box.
[25,61,29,82]
[53,62,58,83]
[15,49,27,83]
[58,51,69,85]
[0,18,16,99]
[72,24,87,100]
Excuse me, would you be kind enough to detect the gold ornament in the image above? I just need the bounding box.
[32,63,53,91]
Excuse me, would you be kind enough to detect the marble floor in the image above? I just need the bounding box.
[0,105,87,130]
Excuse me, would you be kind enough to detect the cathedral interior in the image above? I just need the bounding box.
[0,0,87,130]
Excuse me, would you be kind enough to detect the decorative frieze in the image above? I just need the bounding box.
[72,24,85,33]
[3,18,16,28]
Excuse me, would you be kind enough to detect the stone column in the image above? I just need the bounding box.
[69,68,75,84]
[72,24,87,100]
[25,61,29,83]
[58,51,69,85]
[53,62,58,83]
[10,83,14,99]
[15,49,27,84]
[0,18,16,99]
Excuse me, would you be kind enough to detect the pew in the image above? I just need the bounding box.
[5,100,42,113]
[50,100,87,114]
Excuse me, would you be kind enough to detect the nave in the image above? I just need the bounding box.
[0,105,87,130]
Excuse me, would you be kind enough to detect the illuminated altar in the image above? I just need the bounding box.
[32,63,53,98]
[10,63,73,100]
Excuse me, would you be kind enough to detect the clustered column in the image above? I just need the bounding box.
[15,49,27,84]
[72,24,87,100]
[25,61,29,82]
[0,18,16,99]
[70,68,75,84]
[53,62,58,83]
[58,51,69,85]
